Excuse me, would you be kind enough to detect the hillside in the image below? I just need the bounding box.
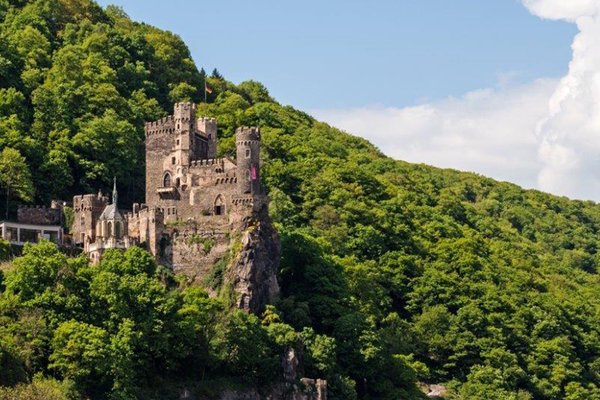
[3,1,600,399]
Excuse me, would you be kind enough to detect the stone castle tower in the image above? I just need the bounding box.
[72,191,109,245]
[236,126,261,195]
[73,102,279,312]
[144,102,265,225]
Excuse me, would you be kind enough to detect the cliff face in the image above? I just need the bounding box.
[229,208,280,314]
[164,203,280,314]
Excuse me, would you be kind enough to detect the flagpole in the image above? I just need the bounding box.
[204,81,207,103]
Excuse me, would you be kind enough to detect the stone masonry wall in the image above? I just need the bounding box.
[72,194,108,244]
[163,218,231,284]
[145,126,175,210]
[17,205,62,225]
[127,206,164,257]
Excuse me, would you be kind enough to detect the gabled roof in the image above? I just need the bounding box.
[98,203,124,221]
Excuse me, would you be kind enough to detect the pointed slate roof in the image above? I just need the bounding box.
[98,178,124,221]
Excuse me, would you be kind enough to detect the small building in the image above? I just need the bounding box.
[0,203,64,246]
[84,178,135,264]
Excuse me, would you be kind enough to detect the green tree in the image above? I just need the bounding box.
[0,147,33,218]
[211,310,278,384]
[49,320,111,396]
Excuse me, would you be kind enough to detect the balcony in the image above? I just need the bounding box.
[157,186,177,195]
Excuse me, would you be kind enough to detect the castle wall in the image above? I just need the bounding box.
[72,194,108,244]
[127,205,164,257]
[148,157,241,225]
[17,205,62,225]
[145,118,176,211]
[165,221,231,283]
[197,117,217,158]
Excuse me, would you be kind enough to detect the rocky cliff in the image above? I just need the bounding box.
[164,203,280,314]
[230,208,280,314]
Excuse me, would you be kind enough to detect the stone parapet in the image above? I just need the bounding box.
[17,205,62,225]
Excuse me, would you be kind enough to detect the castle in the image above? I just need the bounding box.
[71,102,268,267]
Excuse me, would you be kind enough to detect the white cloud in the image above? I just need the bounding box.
[317,0,600,201]
[522,0,599,22]
[524,0,600,200]
[313,79,557,190]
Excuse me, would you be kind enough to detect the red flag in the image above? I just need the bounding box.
[251,165,257,181]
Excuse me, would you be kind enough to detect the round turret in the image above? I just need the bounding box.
[236,126,260,141]
[236,127,261,194]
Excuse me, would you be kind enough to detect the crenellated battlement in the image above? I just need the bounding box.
[19,205,50,210]
[214,177,238,185]
[198,117,216,123]
[73,193,108,211]
[235,126,260,142]
[73,193,105,201]
[126,204,164,220]
[190,158,225,167]
[231,196,254,205]
[145,116,175,136]
[174,102,196,122]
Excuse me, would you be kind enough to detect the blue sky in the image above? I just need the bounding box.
[97,0,600,201]
[96,0,575,110]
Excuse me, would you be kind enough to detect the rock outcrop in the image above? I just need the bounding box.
[229,208,280,314]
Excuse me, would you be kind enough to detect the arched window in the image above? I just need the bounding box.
[115,222,121,239]
[107,222,113,237]
[214,195,225,216]
[163,173,172,187]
